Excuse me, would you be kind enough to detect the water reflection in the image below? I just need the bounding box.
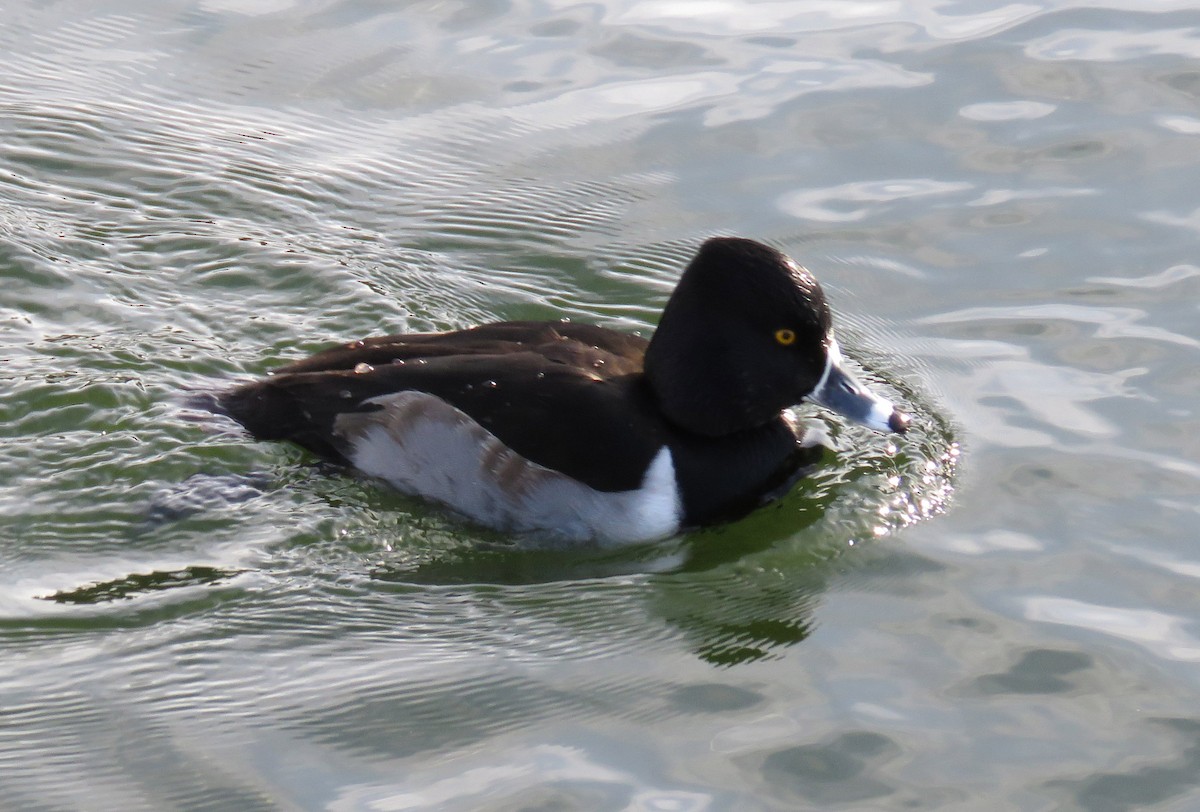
[39,565,239,604]
[8,0,1199,806]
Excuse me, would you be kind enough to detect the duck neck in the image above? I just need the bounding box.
[644,319,779,438]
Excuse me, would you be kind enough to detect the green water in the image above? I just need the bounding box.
[2,1,1199,810]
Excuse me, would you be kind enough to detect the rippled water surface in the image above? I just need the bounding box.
[3,1,1199,809]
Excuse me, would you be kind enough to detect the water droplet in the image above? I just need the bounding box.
[536,372,545,380]
[354,362,374,374]
[483,380,498,389]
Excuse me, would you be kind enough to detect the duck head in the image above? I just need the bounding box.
[644,237,909,437]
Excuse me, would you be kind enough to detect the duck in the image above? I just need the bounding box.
[216,237,908,544]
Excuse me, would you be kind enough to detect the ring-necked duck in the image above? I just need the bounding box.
[217,237,908,544]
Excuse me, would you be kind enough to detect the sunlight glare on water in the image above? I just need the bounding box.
[2,0,1200,809]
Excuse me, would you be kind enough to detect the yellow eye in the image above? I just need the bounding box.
[774,328,797,346]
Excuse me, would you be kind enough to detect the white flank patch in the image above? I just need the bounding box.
[334,391,681,546]
[617,447,681,543]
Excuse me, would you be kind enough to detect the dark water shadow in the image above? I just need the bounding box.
[38,565,241,605]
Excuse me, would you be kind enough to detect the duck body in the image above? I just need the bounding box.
[218,238,907,544]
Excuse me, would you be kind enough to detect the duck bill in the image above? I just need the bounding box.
[808,339,909,433]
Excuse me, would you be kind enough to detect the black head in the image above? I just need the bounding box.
[644,237,907,437]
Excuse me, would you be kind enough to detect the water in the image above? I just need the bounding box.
[2,1,1198,809]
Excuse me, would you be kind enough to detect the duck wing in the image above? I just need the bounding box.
[219,322,662,492]
[275,321,648,375]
